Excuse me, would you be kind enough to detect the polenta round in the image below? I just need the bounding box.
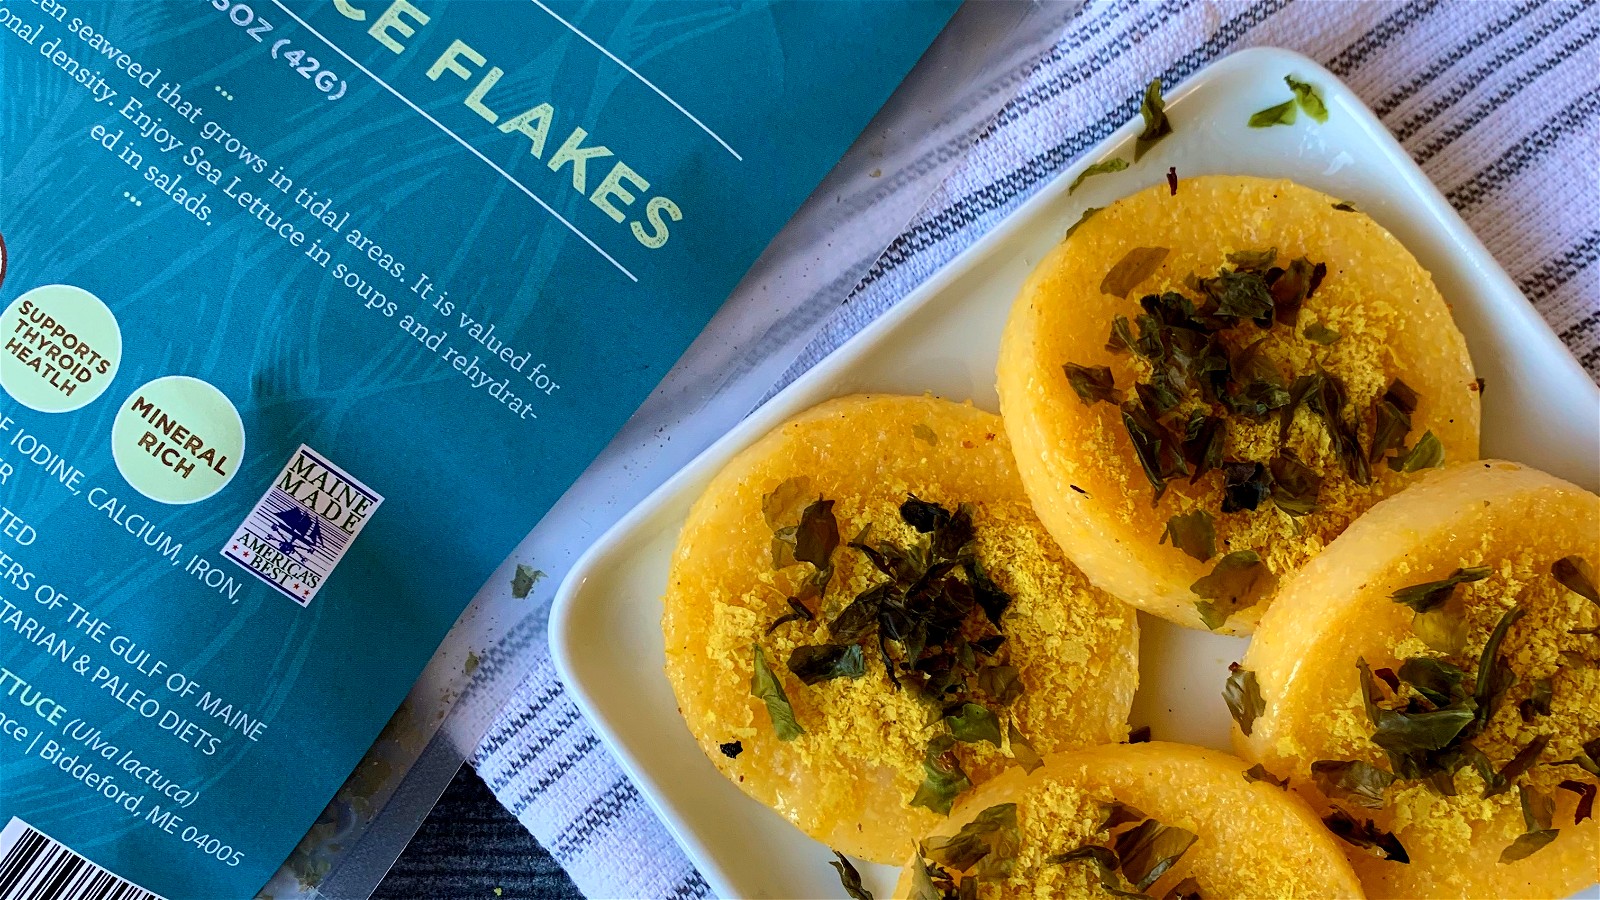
[892,742,1365,899]
[1236,461,1600,899]
[662,394,1139,863]
[997,175,1479,634]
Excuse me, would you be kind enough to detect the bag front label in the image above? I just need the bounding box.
[223,446,381,606]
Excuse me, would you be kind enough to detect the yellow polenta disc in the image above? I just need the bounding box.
[997,175,1479,634]
[662,394,1138,863]
[1236,461,1600,898]
[892,742,1365,899]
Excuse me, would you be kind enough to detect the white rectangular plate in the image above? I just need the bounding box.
[549,47,1600,900]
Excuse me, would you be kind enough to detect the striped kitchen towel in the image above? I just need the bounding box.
[473,3,1600,898]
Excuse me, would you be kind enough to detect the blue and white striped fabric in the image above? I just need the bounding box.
[474,3,1600,897]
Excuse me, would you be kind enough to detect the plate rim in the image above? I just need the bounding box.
[548,44,1599,899]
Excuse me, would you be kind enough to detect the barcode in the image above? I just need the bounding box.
[0,819,164,900]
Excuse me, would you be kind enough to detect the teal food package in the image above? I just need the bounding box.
[0,1,957,896]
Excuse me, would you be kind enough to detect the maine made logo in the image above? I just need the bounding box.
[223,445,382,606]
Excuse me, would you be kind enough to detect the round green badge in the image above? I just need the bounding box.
[0,284,122,412]
[111,376,245,505]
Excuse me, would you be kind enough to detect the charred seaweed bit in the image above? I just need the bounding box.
[1181,412,1226,484]
[1396,657,1469,708]
[1369,380,1418,464]
[795,499,841,567]
[1558,780,1596,824]
[1519,678,1554,722]
[1064,362,1126,406]
[1050,814,1197,895]
[1268,258,1325,328]
[1285,75,1330,122]
[1308,369,1372,485]
[1243,763,1289,788]
[787,643,866,685]
[1161,509,1217,563]
[1122,400,1188,504]
[906,855,958,900]
[977,664,1024,706]
[972,634,1007,657]
[1102,247,1171,298]
[766,597,816,635]
[1224,663,1265,735]
[1198,268,1275,324]
[1322,806,1410,863]
[1248,99,1298,128]
[1391,566,1491,613]
[1553,555,1600,606]
[1384,377,1419,412]
[1107,315,1139,355]
[912,734,973,815]
[1312,760,1396,809]
[966,562,1013,627]
[1007,719,1044,773]
[1302,321,1342,344]
[1164,877,1204,900]
[1499,784,1559,863]
[827,584,886,642]
[751,644,804,741]
[1098,799,1148,833]
[899,494,951,534]
[923,803,1021,880]
[1114,818,1199,891]
[1474,604,1526,728]
[718,740,743,758]
[1135,78,1173,161]
[1065,206,1104,240]
[1412,592,1470,655]
[944,702,1004,747]
[763,476,814,530]
[1332,200,1359,212]
[1456,743,1501,797]
[1135,295,1233,412]
[1388,431,1445,472]
[1048,845,1138,897]
[1136,379,1183,418]
[1278,371,1324,445]
[1194,552,1277,631]
[1269,452,1322,516]
[1070,484,1091,496]
[1485,735,1550,799]
[1128,725,1153,744]
[914,423,940,446]
[1070,157,1131,194]
[931,505,977,560]
[1167,166,1179,195]
[511,563,545,598]
[772,526,801,569]
[1560,648,1597,669]
[764,487,839,629]
[1225,340,1290,418]
[1220,461,1272,513]
[829,851,875,900]
[1552,737,1600,777]
[1227,248,1278,270]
